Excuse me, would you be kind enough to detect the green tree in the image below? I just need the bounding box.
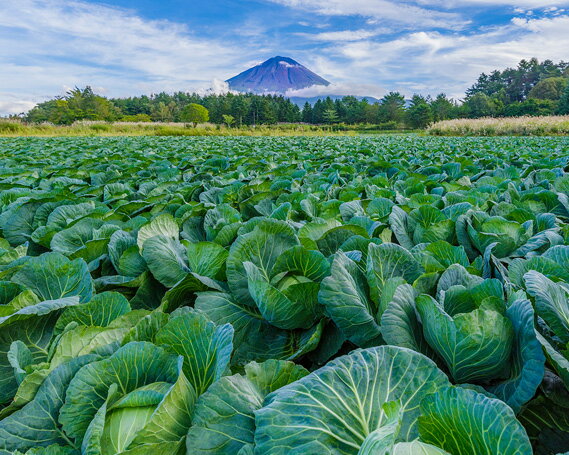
[334,99,347,122]
[231,96,250,127]
[66,87,118,121]
[322,108,339,124]
[528,77,568,100]
[363,103,379,124]
[121,114,152,122]
[406,95,433,129]
[430,94,457,122]
[50,99,75,125]
[464,93,498,118]
[504,99,556,117]
[260,98,278,124]
[378,92,406,124]
[151,102,174,122]
[342,96,366,124]
[180,103,209,127]
[301,102,313,123]
[222,114,235,128]
[24,86,118,124]
[558,82,569,114]
[466,58,569,104]
[312,100,325,124]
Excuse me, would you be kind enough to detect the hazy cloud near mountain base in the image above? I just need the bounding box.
[204,80,236,96]
[285,83,386,99]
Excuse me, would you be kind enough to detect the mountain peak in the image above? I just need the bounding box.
[226,56,330,94]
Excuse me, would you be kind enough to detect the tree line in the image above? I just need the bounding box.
[20,58,569,128]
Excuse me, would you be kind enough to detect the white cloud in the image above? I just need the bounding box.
[0,96,37,116]
[0,0,246,115]
[270,0,569,31]
[421,0,569,6]
[299,28,393,42]
[201,79,239,96]
[310,13,569,98]
[286,82,386,98]
[267,0,468,29]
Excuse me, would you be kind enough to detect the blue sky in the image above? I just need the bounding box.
[1,0,569,114]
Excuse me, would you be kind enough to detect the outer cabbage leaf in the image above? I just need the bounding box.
[195,291,321,364]
[0,354,100,452]
[184,241,228,280]
[12,253,93,303]
[487,298,545,412]
[254,346,450,454]
[419,386,532,455]
[366,243,424,304]
[319,252,381,347]
[525,271,569,343]
[416,294,513,383]
[0,297,81,404]
[136,214,179,251]
[59,342,195,450]
[518,394,569,455]
[155,310,233,395]
[108,231,146,278]
[380,284,438,360]
[226,219,299,306]
[244,261,321,330]
[141,236,189,288]
[186,360,308,455]
[54,292,130,333]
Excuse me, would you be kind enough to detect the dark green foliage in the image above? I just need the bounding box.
[26,87,119,125]
[180,103,210,127]
[559,82,569,115]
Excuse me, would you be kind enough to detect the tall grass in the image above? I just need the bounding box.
[0,120,418,137]
[428,115,569,136]
[0,121,351,137]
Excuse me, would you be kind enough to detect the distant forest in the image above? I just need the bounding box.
[19,58,569,128]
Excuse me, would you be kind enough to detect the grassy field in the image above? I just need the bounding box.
[429,115,569,136]
[4,116,569,137]
[0,120,418,137]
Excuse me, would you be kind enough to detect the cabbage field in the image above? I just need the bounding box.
[1,135,569,455]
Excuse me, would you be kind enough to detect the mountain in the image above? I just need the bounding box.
[226,56,330,94]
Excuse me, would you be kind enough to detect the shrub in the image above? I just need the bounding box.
[0,122,23,133]
[89,124,111,132]
[120,114,152,122]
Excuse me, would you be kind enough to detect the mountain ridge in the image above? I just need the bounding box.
[226,56,330,94]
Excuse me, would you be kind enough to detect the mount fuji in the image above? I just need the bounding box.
[226,56,330,94]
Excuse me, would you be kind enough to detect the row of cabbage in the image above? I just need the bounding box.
[0,136,568,455]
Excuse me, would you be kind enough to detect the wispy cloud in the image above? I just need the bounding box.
[286,82,386,98]
[0,0,246,114]
[0,94,36,116]
[314,14,569,98]
[422,0,569,7]
[266,0,469,29]
[298,28,393,42]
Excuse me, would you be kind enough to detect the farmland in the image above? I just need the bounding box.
[0,135,568,455]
